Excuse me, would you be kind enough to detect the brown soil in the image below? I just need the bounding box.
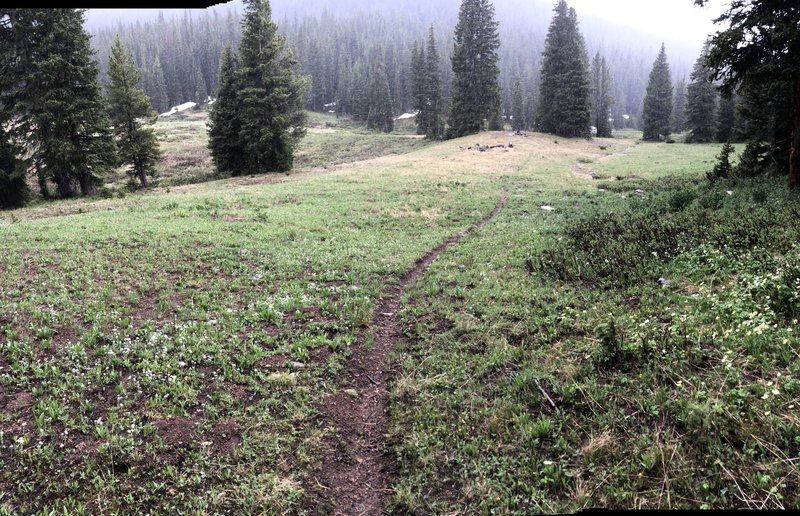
[208,419,242,456]
[311,193,507,515]
[154,416,197,447]
[6,391,35,412]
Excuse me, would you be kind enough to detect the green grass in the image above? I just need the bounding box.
[95,110,430,192]
[295,129,428,169]
[388,148,800,511]
[0,123,505,513]
[3,120,795,512]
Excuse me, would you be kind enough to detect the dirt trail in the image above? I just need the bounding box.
[313,193,508,515]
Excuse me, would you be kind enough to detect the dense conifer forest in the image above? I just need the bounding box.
[89,0,698,130]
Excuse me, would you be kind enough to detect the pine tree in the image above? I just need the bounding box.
[107,36,163,188]
[642,43,673,141]
[590,51,614,138]
[142,55,170,114]
[237,0,309,173]
[423,26,444,139]
[208,45,245,176]
[523,67,539,131]
[446,0,501,138]
[367,53,394,133]
[672,77,687,133]
[0,131,29,210]
[191,58,208,102]
[0,11,30,208]
[685,43,718,143]
[410,41,427,135]
[537,1,592,138]
[694,0,800,188]
[511,77,525,131]
[4,9,117,198]
[716,93,737,143]
[350,60,371,122]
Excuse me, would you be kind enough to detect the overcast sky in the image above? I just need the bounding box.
[85,0,730,48]
[568,0,728,45]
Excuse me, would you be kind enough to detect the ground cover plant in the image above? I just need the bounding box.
[389,142,800,511]
[3,117,794,512]
[0,119,516,512]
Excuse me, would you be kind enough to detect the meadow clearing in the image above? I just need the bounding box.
[1,111,798,513]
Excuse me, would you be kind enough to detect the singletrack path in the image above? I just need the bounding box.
[314,193,508,515]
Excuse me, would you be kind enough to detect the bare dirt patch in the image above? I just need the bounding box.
[154,416,197,448]
[6,391,35,412]
[310,193,508,515]
[208,419,242,456]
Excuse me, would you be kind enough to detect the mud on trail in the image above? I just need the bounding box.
[309,193,508,515]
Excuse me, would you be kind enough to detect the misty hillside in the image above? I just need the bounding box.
[88,0,699,128]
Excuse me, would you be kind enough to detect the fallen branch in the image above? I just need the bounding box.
[534,378,556,409]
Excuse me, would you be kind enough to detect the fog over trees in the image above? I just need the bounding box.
[88,0,700,130]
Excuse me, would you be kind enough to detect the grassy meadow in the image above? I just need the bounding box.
[1,111,798,512]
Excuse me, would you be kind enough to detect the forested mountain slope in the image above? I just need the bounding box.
[89,0,698,129]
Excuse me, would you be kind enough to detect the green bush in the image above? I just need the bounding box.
[534,177,800,286]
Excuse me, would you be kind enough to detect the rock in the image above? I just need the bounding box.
[344,388,358,398]
[290,361,306,369]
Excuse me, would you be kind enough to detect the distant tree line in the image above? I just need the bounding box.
[92,10,241,113]
[89,0,698,135]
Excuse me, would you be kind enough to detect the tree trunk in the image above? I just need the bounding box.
[54,171,74,199]
[78,173,97,197]
[790,80,800,189]
[138,161,148,188]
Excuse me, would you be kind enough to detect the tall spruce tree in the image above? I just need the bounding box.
[237,0,309,173]
[423,26,444,139]
[3,9,117,198]
[642,43,673,141]
[446,0,501,138]
[716,94,737,143]
[410,41,427,135]
[537,1,592,138]
[672,77,687,133]
[685,42,718,143]
[107,36,162,188]
[0,11,30,208]
[590,51,614,138]
[367,53,394,133]
[511,77,525,131]
[147,57,170,113]
[208,45,245,176]
[0,131,29,210]
[694,0,800,188]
